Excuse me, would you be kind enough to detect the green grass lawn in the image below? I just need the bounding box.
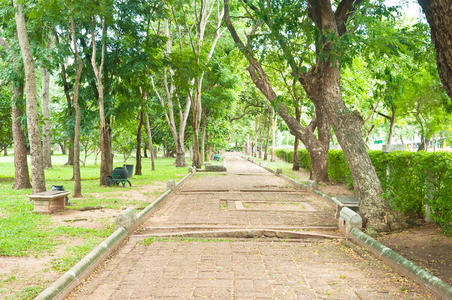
[0,152,185,298]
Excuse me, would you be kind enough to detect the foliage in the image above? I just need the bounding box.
[276,149,452,228]
[0,87,12,151]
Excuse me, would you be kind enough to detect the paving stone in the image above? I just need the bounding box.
[67,153,433,300]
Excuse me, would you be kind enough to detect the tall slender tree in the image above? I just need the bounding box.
[41,66,52,168]
[150,19,191,167]
[227,0,403,230]
[13,0,46,193]
[70,3,83,197]
[90,16,111,185]
[0,37,31,189]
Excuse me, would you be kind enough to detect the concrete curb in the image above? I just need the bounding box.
[35,227,127,300]
[35,168,196,300]
[244,153,452,299]
[133,229,343,240]
[350,228,452,299]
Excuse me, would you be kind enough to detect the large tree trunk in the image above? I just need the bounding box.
[306,63,398,230]
[175,140,186,167]
[40,67,52,169]
[418,0,452,100]
[145,113,155,171]
[11,83,31,190]
[305,1,400,230]
[71,13,83,197]
[14,1,46,193]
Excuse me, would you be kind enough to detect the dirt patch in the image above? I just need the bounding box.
[49,209,118,230]
[0,237,87,298]
[89,182,165,202]
[318,183,354,197]
[0,256,58,298]
[291,167,311,181]
[378,223,452,285]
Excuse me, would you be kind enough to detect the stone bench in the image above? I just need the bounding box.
[29,190,70,214]
[331,195,359,218]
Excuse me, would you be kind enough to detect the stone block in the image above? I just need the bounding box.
[338,207,362,237]
[167,180,176,190]
[306,179,317,190]
[116,207,137,230]
[382,144,406,153]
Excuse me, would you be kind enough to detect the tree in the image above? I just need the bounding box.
[0,35,31,190]
[184,0,225,168]
[150,19,192,167]
[225,0,406,230]
[224,1,330,183]
[70,1,83,197]
[418,0,452,100]
[13,0,46,193]
[40,66,52,168]
[90,15,112,185]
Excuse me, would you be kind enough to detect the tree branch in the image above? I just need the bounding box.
[376,111,391,120]
[335,0,363,36]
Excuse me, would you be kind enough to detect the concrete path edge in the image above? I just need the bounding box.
[350,227,452,300]
[244,154,452,299]
[35,169,195,300]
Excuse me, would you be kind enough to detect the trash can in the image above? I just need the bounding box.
[123,164,134,178]
[51,185,69,205]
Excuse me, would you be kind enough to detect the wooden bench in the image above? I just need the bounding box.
[29,190,70,214]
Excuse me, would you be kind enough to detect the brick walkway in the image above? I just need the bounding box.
[68,154,431,299]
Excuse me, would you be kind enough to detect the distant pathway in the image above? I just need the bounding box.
[68,153,430,299]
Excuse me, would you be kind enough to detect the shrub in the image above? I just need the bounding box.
[276,148,452,227]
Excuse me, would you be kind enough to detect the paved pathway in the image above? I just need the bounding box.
[68,154,431,299]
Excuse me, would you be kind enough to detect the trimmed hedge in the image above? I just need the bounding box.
[275,149,452,227]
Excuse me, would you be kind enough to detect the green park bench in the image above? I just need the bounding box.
[106,167,132,187]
